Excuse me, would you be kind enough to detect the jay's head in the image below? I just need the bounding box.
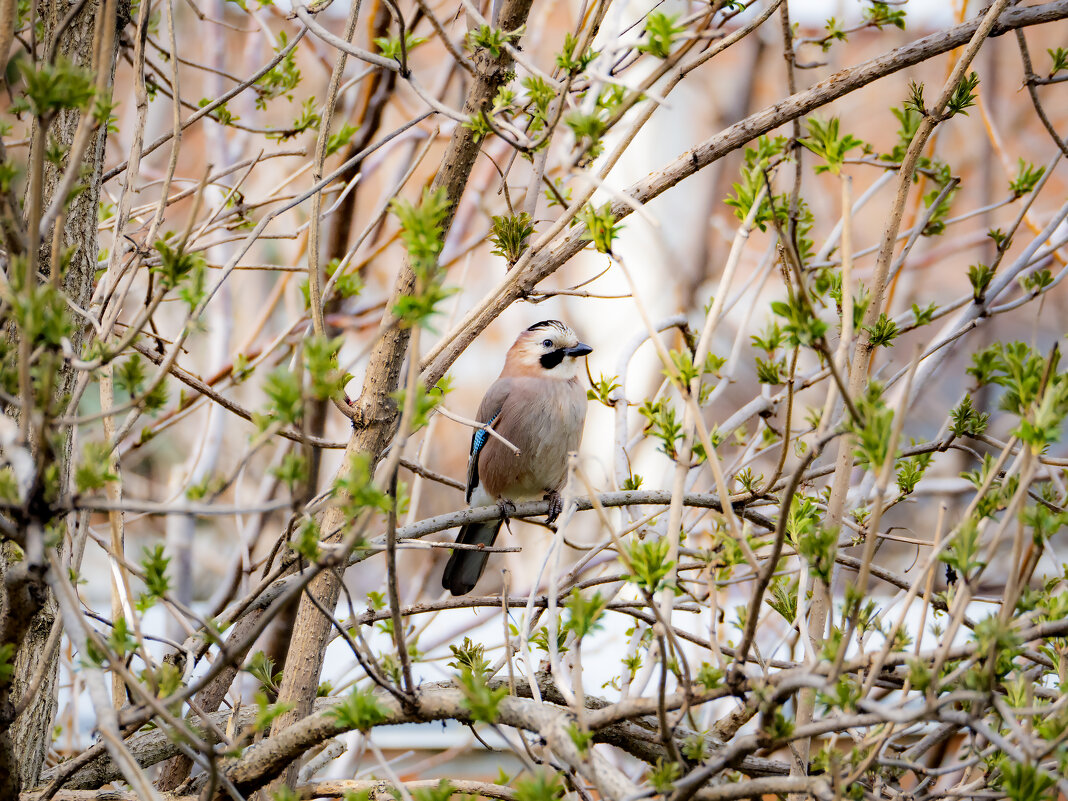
[503,320,593,380]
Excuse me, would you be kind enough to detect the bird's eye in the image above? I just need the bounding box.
[542,339,553,348]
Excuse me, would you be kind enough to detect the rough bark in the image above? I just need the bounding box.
[0,0,123,792]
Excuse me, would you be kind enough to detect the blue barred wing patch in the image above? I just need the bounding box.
[471,410,501,457]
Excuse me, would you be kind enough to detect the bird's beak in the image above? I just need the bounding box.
[565,343,593,358]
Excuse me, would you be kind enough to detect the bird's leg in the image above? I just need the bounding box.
[544,490,563,525]
[496,498,517,535]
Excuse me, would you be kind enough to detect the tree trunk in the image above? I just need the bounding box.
[0,0,123,791]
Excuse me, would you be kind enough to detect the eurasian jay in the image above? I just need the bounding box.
[441,320,592,596]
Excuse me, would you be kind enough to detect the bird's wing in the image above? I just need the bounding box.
[465,379,511,503]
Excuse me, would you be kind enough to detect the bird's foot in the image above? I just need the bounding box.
[497,498,517,520]
[544,491,563,525]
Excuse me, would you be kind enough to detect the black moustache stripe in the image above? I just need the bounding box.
[540,349,566,369]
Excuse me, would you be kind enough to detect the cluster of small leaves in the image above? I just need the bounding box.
[864,312,899,348]
[152,234,207,291]
[950,394,989,438]
[391,187,454,327]
[920,162,957,236]
[961,452,1017,520]
[489,211,534,265]
[879,101,957,234]
[74,442,117,493]
[330,686,388,731]
[637,13,685,59]
[751,321,787,385]
[1010,159,1045,198]
[895,449,932,496]
[514,772,564,801]
[271,451,308,493]
[910,301,938,328]
[246,651,283,694]
[638,399,684,459]
[376,31,426,63]
[255,32,301,109]
[253,367,302,430]
[766,576,799,623]
[996,759,1056,801]
[863,1,906,30]
[565,85,625,164]
[555,31,597,73]
[564,591,607,640]
[849,382,894,468]
[798,117,866,175]
[578,202,622,254]
[113,355,167,415]
[466,24,521,58]
[448,637,491,674]
[289,517,321,561]
[811,17,849,52]
[0,643,16,685]
[587,373,621,407]
[968,343,1068,450]
[1023,501,1067,545]
[325,122,359,157]
[333,452,392,523]
[135,545,171,613]
[11,281,75,349]
[648,758,682,793]
[411,781,454,801]
[198,98,238,126]
[392,377,452,432]
[456,663,508,723]
[253,691,294,732]
[520,75,555,135]
[13,58,95,119]
[770,294,828,349]
[725,135,786,230]
[1021,268,1054,296]
[787,496,836,584]
[304,335,348,400]
[1047,47,1068,76]
[945,72,979,119]
[624,537,674,593]
[941,518,985,581]
[818,675,860,713]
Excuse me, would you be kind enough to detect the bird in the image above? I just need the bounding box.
[441,320,592,596]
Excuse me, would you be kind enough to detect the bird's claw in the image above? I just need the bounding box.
[497,499,517,520]
[544,491,563,525]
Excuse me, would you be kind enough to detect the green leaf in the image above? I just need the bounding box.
[625,537,673,593]
[637,12,684,59]
[330,686,388,731]
[489,212,535,265]
[577,202,621,254]
[514,773,564,801]
[254,690,294,731]
[564,591,607,639]
[136,545,172,613]
[16,58,95,118]
[74,442,117,493]
[797,117,865,175]
[456,666,507,723]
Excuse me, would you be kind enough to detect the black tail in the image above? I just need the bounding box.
[441,519,504,596]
